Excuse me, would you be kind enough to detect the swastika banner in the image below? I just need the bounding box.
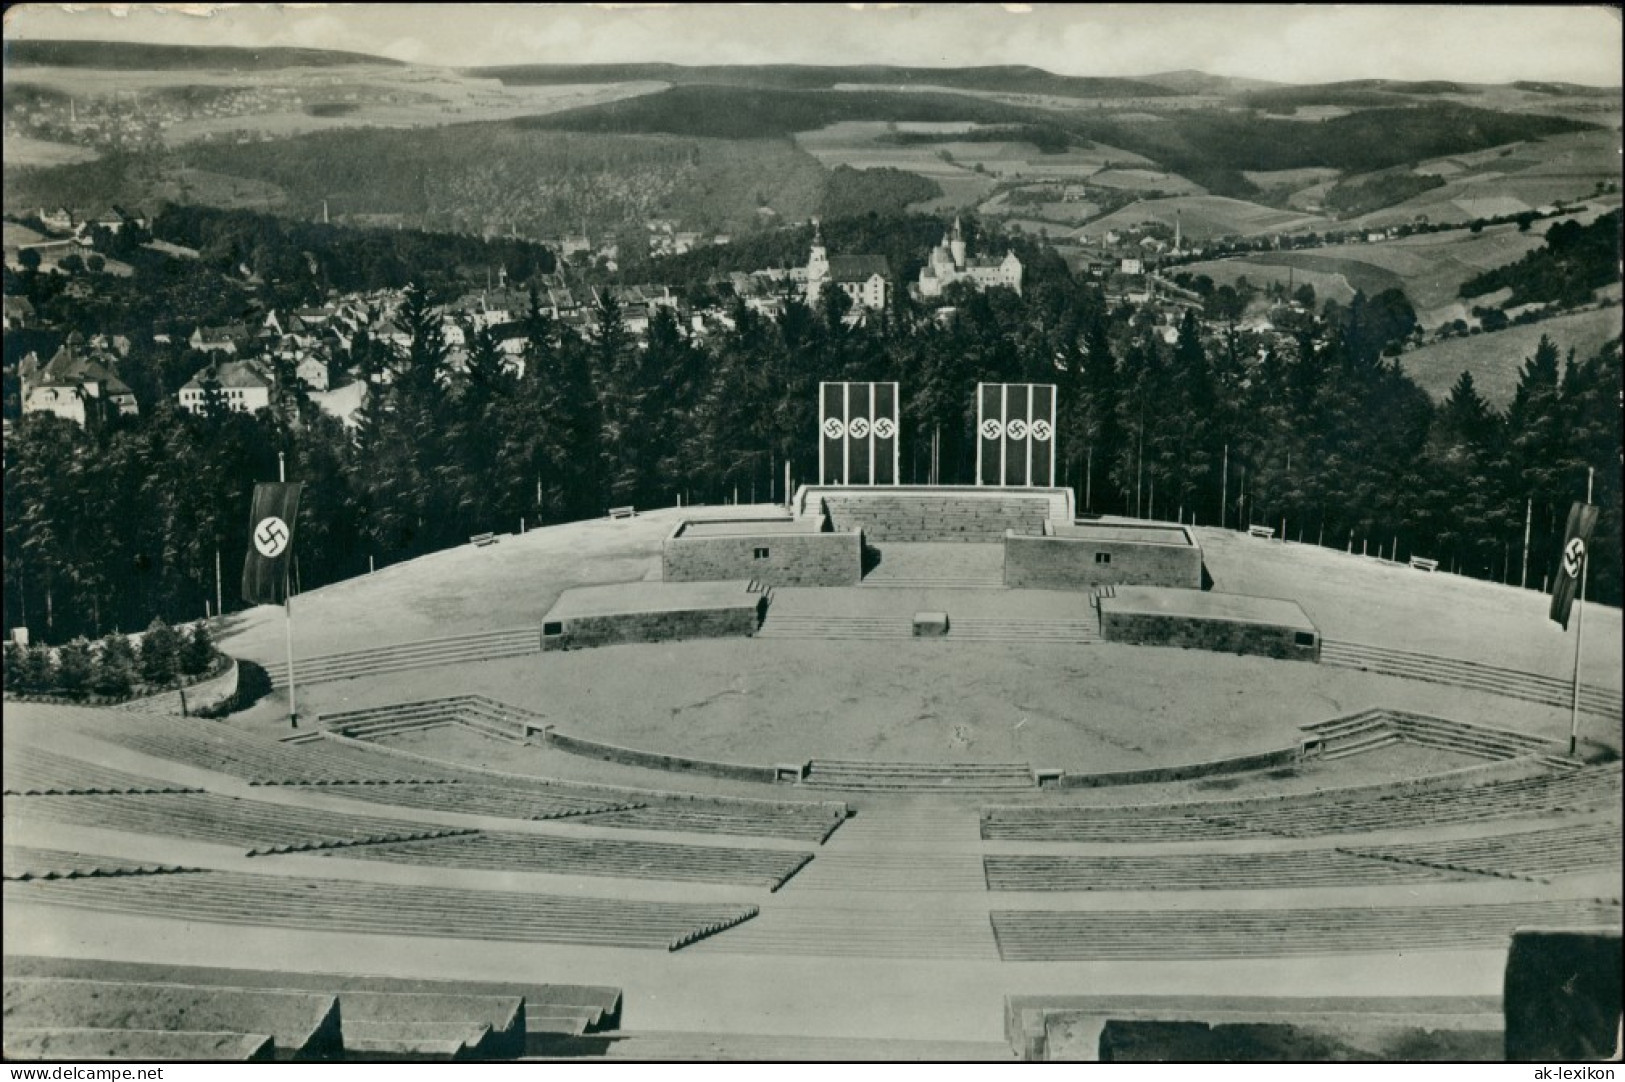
[1549,500,1598,631]
[242,482,303,606]
[977,383,1056,487]
[820,381,899,485]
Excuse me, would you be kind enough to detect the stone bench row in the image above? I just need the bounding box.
[5,870,762,952]
[990,898,1621,961]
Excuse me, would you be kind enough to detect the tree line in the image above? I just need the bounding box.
[4,248,1619,644]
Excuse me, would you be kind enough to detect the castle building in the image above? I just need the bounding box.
[804,225,889,312]
[917,218,1023,298]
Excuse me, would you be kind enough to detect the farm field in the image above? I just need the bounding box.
[1396,305,1623,406]
[2,135,98,167]
[4,62,669,146]
[1349,130,1620,229]
[1179,219,1555,326]
[1084,195,1332,240]
[1175,257,1358,307]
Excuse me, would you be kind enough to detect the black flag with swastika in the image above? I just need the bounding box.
[242,482,303,606]
[977,382,1057,487]
[1549,500,1598,631]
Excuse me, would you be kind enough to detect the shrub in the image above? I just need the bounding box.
[55,639,94,696]
[93,633,136,698]
[2,641,25,691]
[179,622,216,676]
[19,643,57,692]
[139,618,181,685]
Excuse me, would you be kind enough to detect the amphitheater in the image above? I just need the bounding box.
[4,488,1621,1061]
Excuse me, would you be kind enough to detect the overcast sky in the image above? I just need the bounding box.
[5,4,1622,87]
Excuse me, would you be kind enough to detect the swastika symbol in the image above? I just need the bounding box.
[253,516,290,558]
[1006,419,1029,440]
[1030,419,1053,441]
[873,417,896,440]
[1563,537,1586,579]
[822,417,846,440]
[848,417,870,439]
[980,418,1004,441]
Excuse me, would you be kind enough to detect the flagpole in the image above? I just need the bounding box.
[278,450,298,729]
[1568,468,1594,756]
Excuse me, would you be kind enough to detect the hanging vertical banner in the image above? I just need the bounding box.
[977,383,1056,487]
[819,381,900,485]
[242,482,303,605]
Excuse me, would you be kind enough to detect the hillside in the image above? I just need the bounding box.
[1397,306,1623,405]
[4,39,403,70]
[475,62,1178,98]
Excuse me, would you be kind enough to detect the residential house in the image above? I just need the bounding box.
[177,359,271,415]
[189,323,250,355]
[19,334,139,426]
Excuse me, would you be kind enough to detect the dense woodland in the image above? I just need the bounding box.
[4,208,1619,643]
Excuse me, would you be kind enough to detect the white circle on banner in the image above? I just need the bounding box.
[1007,418,1029,440]
[873,417,896,439]
[1563,537,1586,579]
[253,516,290,558]
[822,417,845,440]
[1031,419,1053,441]
[980,418,1004,441]
[848,417,870,439]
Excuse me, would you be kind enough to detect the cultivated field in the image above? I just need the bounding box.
[1179,218,1554,326]
[1397,305,1624,405]
[1,135,98,167]
[1348,130,1621,229]
[1085,195,1333,240]
[3,63,668,146]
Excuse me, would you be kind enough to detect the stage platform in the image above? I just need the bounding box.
[542,581,767,651]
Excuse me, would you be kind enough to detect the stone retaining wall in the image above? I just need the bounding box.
[541,730,779,783]
[542,598,766,651]
[1005,532,1202,590]
[1100,610,1319,661]
[663,524,861,586]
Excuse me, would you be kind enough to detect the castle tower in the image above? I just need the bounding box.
[950,216,967,268]
[806,221,829,295]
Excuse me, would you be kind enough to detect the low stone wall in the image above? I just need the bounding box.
[542,598,766,651]
[1100,610,1319,661]
[1054,746,1301,789]
[1005,531,1202,590]
[663,525,861,586]
[541,730,779,784]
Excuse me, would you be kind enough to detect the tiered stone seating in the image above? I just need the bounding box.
[2,1028,277,1061]
[990,898,1622,961]
[983,848,1454,892]
[585,796,848,843]
[982,764,1623,843]
[268,627,540,689]
[318,695,541,746]
[2,977,343,1060]
[3,956,623,1049]
[530,1031,1018,1061]
[304,779,646,821]
[1320,639,1623,718]
[3,792,474,856]
[93,713,459,785]
[804,759,1035,792]
[822,494,1049,542]
[334,831,814,890]
[4,870,760,951]
[3,746,202,796]
[1303,709,1560,762]
[3,846,197,881]
[1352,823,1624,881]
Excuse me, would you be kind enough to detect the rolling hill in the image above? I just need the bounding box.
[4,39,404,70]
[1397,306,1623,405]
